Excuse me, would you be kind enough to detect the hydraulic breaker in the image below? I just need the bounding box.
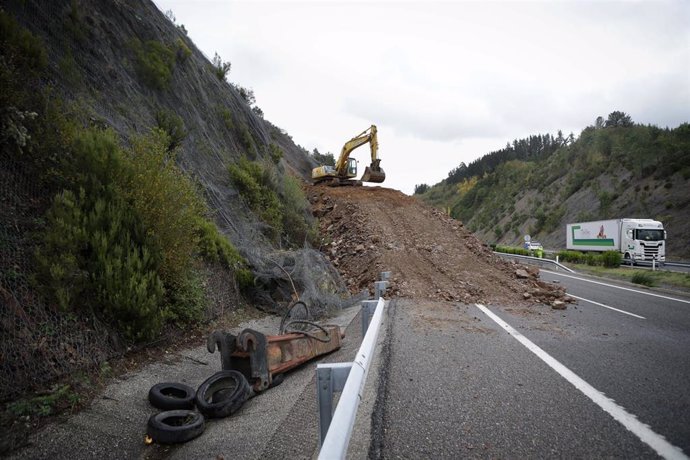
[207,326,343,392]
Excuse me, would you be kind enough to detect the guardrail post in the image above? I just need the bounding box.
[317,363,353,446]
[380,271,391,281]
[361,300,378,336]
[374,281,388,298]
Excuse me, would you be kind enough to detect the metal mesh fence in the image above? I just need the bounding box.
[244,246,363,317]
[0,151,248,401]
[0,151,124,401]
[0,0,354,402]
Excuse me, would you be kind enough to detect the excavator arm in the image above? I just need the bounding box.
[312,125,385,185]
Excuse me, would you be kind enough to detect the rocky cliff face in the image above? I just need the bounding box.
[7,0,315,252]
[0,0,351,410]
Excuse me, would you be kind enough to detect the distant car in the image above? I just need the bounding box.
[524,241,543,251]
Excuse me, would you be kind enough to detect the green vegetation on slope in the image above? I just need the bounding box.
[417,113,690,254]
[229,156,317,247]
[1,11,251,342]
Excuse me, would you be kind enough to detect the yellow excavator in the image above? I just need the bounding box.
[311,125,386,186]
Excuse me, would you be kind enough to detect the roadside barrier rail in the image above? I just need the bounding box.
[493,251,575,273]
[316,275,388,459]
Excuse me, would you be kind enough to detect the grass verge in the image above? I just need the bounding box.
[567,264,690,291]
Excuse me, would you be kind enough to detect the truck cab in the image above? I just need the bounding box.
[621,219,666,265]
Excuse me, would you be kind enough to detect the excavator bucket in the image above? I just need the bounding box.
[362,165,386,183]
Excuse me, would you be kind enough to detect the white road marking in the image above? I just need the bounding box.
[568,294,646,319]
[476,304,688,460]
[542,269,690,305]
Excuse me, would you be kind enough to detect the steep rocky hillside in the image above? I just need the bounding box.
[1,0,347,409]
[418,122,690,258]
[6,0,314,245]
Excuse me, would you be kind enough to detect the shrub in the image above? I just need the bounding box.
[238,122,257,157]
[155,109,186,151]
[211,52,231,81]
[58,51,82,87]
[232,84,255,105]
[228,158,314,247]
[0,10,47,155]
[8,384,79,417]
[164,268,206,324]
[601,250,622,268]
[280,174,315,247]
[218,106,234,131]
[310,149,335,167]
[35,130,166,341]
[0,10,47,75]
[557,250,585,264]
[414,184,429,195]
[268,143,283,164]
[65,0,87,43]
[175,37,192,62]
[131,39,175,90]
[229,157,283,241]
[252,106,264,118]
[123,129,206,287]
[35,128,214,341]
[495,245,530,256]
[585,253,598,266]
[631,272,655,287]
[195,217,245,269]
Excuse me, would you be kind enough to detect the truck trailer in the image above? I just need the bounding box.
[566,219,666,265]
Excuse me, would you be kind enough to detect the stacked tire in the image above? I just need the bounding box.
[146,371,251,444]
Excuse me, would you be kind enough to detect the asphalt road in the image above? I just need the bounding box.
[370,273,690,459]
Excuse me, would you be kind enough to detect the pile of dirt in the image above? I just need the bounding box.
[308,186,571,308]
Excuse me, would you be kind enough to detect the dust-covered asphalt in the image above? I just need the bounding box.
[7,304,375,460]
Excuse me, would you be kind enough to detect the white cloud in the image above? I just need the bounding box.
[155,0,690,194]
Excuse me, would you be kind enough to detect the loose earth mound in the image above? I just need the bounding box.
[308,186,569,307]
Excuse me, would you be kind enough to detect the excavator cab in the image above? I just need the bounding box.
[346,158,358,178]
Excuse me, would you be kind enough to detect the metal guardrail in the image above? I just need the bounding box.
[665,261,690,268]
[493,251,575,273]
[316,293,386,459]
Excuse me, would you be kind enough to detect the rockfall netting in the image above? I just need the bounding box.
[0,152,355,401]
[0,0,357,402]
[242,246,366,317]
[0,153,239,401]
[0,153,123,401]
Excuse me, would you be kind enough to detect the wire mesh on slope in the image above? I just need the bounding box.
[241,244,365,318]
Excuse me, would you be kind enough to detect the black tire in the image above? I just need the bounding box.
[195,370,251,419]
[147,410,205,444]
[148,382,196,410]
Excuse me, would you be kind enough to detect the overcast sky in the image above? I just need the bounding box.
[154,0,690,194]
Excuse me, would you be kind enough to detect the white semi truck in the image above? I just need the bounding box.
[566,218,666,265]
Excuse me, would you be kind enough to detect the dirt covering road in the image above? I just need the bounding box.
[308,185,571,308]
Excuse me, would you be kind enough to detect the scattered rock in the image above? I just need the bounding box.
[515,269,530,279]
[551,300,567,310]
